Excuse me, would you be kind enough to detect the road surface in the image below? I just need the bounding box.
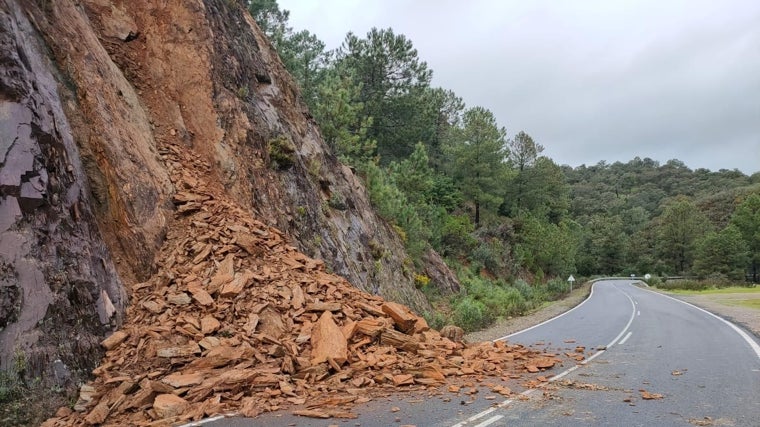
[195,280,760,426]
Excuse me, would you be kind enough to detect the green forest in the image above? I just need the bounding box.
[248,1,760,331]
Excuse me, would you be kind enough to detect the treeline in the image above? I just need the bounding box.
[565,159,760,281]
[246,1,760,330]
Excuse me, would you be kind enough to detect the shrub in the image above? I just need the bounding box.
[460,276,528,321]
[644,275,662,287]
[0,370,22,404]
[512,279,546,304]
[452,296,490,332]
[327,192,347,210]
[471,239,508,275]
[439,214,476,256]
[487,286,528,318]
[546,278,570,300]
[655,279,710,291]
[268,135,296,169]
[423,310,449,331]
[414,274,431,288]
[512,279,532,299]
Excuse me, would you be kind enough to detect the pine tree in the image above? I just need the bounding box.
[444,107,508,226]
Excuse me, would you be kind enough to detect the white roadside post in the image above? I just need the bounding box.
[567,275,576,292]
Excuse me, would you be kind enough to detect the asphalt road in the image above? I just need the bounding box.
[194,280,760,427]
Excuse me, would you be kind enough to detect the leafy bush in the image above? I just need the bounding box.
[643,275,662,287]
[472,239,508,276]
[423,310,450,331]
[488,286,528,318]
[655,279,711,291]
[546,278,570,300]
[0,369,71,426]
[512,279,533,299]
[327,192,348,210]
[438,214,476,256]
[0,370,22,404]
[452,296,490,332]
[459,275,528,322]
[445,263,571,332]
[414,273,431,288]
[512,278,546,304]
[268,135,296,169]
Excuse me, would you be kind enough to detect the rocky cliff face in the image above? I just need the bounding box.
[0,0,130,393]
[0,0,452,407]
[78,0,432,308]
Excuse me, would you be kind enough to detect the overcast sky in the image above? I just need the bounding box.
[278,0,760,174]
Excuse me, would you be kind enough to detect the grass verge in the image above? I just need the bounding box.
[665,286,760,295]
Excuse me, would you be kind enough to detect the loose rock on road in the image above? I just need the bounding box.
[215,280,760,426]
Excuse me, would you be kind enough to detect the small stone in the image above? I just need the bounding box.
[55,406,73,417]
[167,292,192,305]
[201,315,221,335]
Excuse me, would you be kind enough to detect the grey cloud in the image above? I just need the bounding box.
[280,0,760,173]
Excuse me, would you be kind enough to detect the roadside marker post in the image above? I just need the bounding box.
[567,275,575,292]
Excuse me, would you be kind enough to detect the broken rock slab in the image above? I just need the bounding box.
[310,311,348,365]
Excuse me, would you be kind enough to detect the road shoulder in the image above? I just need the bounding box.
[662,291,760,339]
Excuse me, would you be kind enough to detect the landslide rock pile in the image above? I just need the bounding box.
[42,142,561,426]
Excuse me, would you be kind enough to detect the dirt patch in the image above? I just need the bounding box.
[465,282,593,343]
[666,291,760,339]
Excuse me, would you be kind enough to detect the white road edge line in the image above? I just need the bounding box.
[452,280,638,427]
[638,287,760,360]
[606,289,637,349]
[179,414,231,426]
[497,280,599,341]
[583,349,606,363]
[456,407,496,425]
[451,389,537,427]
[618,331,633,345]
[474,414,505,427]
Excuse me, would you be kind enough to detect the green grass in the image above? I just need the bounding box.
[666,286,760,295]
[718,298,760,310]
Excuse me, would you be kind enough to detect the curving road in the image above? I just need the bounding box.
[450,280,760,427]
[197,280,760,427]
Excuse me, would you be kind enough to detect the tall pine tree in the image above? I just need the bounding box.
[444,107,508,226]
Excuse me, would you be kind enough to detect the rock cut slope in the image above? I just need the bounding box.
[42,139,559,426]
